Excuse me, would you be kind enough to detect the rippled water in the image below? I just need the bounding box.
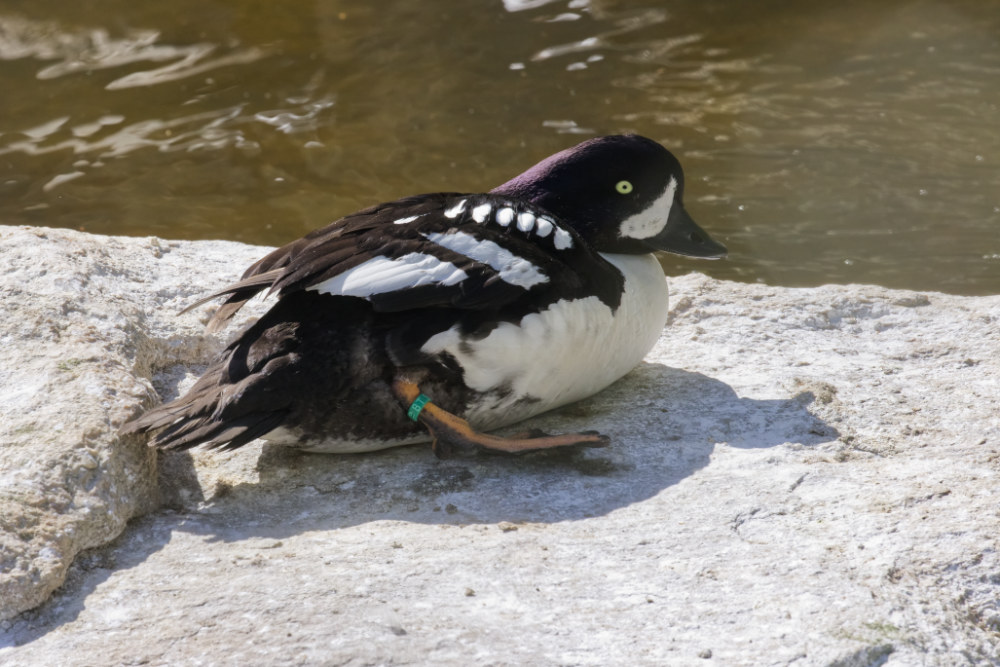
[2,0,998,294]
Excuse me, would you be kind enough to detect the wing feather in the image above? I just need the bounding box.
[194,192,620,331]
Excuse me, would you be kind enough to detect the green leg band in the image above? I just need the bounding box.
[407,394,431,422]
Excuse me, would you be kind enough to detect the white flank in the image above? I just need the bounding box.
[471,203,492,223]
[553,228,573,250]
[496,207,515,226]
[516,211,536,232]
[423,231,548,289]
[393,215,421,225]
[309,253,467,298]
[618,177,677,240]
[444,199,467,219]
[535,217,554,237]
[420,252,668,430]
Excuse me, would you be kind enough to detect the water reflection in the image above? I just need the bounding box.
[0,15,264,88]
[0,1,998,294]
[1,97,335,158]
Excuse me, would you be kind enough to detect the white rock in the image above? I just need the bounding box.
[0,226,268,622]
[1,226,998,665]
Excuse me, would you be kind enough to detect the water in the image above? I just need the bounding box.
[2,0,998,295]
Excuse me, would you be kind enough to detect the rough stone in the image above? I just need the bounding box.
[1,226,998,665]
[0,226,268,622]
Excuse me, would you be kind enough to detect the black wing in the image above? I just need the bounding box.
[196,192,624,332]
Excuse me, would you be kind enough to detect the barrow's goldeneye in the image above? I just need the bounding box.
[123,134,727,457]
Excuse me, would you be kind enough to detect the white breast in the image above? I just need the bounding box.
[420,252,669,429]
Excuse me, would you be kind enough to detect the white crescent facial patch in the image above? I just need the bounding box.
[618,177,677,240]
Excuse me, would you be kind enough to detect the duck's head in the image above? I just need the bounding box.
[492,134,727,258]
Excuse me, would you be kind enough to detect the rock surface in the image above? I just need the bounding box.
[1,225,998,665]
[0,226,268,622]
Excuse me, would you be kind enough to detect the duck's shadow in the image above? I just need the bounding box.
[170,361,839,541]
[2,362,840,647]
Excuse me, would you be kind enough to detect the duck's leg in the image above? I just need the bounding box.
[392,378,610,459]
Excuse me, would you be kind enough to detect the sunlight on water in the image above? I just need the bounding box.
[1,0,998,294]
[0,15,264,88]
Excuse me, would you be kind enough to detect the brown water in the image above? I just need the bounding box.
[2,0,998,294]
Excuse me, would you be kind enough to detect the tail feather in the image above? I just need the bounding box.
[120,366,225,436]
[123,290,362,453]
[120,404,187,436]
[146,410,288,451]
[176,269,284,333]
[121,355,293,452]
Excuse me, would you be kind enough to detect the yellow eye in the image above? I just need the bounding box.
[615,180,633,194]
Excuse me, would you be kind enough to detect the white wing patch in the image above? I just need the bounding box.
[491,203,565,244]
[618,177,676,240]
[423,230,548,289]
[472,203,492,223]
[393,215,421,225]
[516,211,536,232]
[496,207,515,226]
[444,199,467,219]
[309,253,468,298]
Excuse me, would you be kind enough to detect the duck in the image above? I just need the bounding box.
[123,134,727,458]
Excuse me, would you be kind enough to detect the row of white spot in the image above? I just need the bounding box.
[442,199,574,250]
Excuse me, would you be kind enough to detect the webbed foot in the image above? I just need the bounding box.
[392,379,610,459]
